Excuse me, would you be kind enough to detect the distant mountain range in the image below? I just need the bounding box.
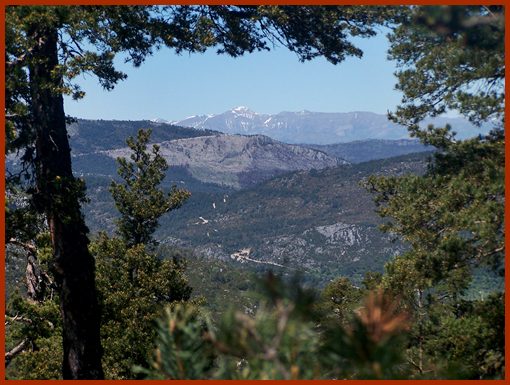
[161,107,490,145]
[6,119,435,191]
[8,119,436,193]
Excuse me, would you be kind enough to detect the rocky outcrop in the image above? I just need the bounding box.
[105,134,345,189]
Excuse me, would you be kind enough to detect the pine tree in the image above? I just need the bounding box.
[94,237,193,379]
[5,129,195,379]
[365,5,504,378]
[95,129,193,379]
[109,129,190,247]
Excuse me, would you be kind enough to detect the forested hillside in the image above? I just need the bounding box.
[159,153,429,282]
[68,119,219,154]
[80,152,428,285]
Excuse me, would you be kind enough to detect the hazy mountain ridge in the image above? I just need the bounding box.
[169,107,490,145]
[305,139,432,163]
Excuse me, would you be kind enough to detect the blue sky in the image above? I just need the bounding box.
[64,31,402,121]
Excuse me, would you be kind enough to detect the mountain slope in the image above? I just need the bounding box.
[153,152,432,285]
[104,134,344,189]
[80,151,430,286]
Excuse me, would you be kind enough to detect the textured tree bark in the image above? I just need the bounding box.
[27,24,104,379]
[26,253,50,302]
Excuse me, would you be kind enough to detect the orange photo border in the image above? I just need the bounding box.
[0,1,507,383]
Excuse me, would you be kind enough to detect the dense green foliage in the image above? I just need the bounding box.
[363,5,505,379]
[94,128,194,379]
[368,133,504,286]
[93,237,192,379]
[5,232,63,379]
[110,129,191,246]
[5,294,63,379]
[6,129,195,379]
[315,277,363,327]
[388,6,504,129]
[140,275,411,379]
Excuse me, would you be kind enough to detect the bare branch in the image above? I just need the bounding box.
[5,314,33,326]
[5,338,30,366]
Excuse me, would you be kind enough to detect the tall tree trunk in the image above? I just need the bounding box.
[27,24,104,379]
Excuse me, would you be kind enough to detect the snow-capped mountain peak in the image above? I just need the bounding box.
[171,108,490,144]
[232,106,251,112]
[150,118,170,124]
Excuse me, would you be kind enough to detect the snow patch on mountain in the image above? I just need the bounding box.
[150,118,170,124]
[171,108,491,144]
